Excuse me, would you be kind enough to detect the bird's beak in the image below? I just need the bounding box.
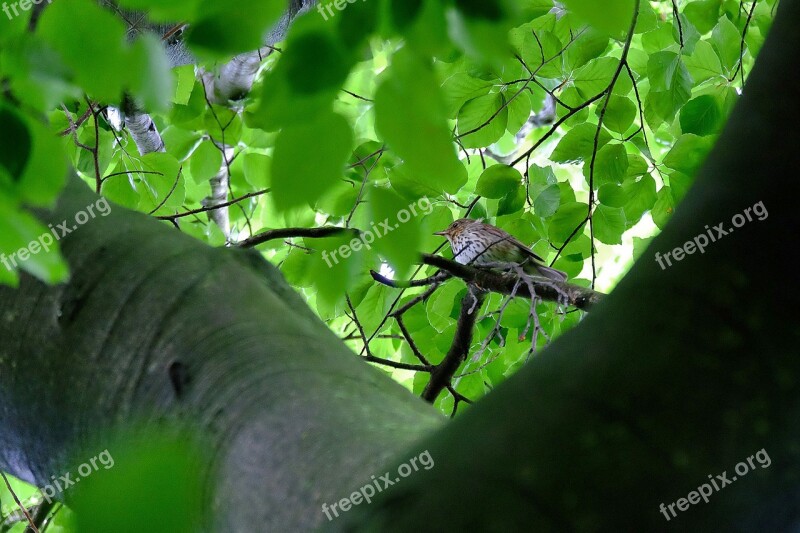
[433,230,448,236]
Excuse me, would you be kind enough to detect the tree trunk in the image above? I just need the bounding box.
[336,0,800,530]
[0,176,442,531]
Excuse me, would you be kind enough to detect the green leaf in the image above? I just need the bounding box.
[680,95,721,136]
[441,73,493,118]
[563,28,609,70]
[506,91,533,134]
[102,169,141,210]
[684,40,724,84]
[675,14,701,55]
[603,95,637,134]
[173,65,196,106]
[310,233,363,306]
[38,0,130,102]
[664,173,690,208]
[447,5,517,68]
[136,153,185,213]
[511,28,562,77]
[533,184,561,218]
[497,186,526,216]
[589,143,629,186]
[127,34,174,113]
[476,165,522,198]
[0,197,70,285]
[621,174,657,224]
[203,106,242,144]
[189,142,222,184]
[593,205,626,244]
[597,183,626,208]
[548,202,589,245]
[572,57,617,99]
[652,186,676,229]
[684,0,721,34]
[551,123,612,164]
[162,127,202,161]
[427,282,464,332]
[242,154,271,189]
[12,112,68,208]
[366,186,422,279]
[388,0,425,30]
[646,51,693,122]
[0,105,31,181]
[375,48,467,193]
[185,0,284,57]
[711,15,742,72]
[457,93,509,148]
[283,30,352,95]
[70,433,204,533]
[560,0,636,37]
[642,23,678,55]
[663,134,714,175]
[271,110,353,210]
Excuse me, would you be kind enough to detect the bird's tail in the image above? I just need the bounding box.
[524,262,568,282]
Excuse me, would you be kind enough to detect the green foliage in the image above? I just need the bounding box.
[70,433,204,533]
[0,0,775,422]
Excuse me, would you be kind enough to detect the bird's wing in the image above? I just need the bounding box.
[508,236,546,263]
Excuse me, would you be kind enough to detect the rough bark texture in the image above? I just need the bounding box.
[0,177,442,531]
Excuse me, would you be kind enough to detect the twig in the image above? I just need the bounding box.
[157,189,269,221]
[238,226,358,249]
[422,289,486,402]
[0,472,38,533]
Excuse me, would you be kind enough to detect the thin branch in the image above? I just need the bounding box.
[729,0,758,85]
[672,0,684,49]
[370,269,450,289]
[347,295,433,372]
[0,472,38,533]
[422,289,485,402]
[157,189,269,221]
[238,226,358,249]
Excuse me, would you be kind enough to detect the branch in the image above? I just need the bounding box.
[121,95,165,155]
[0,472,38,533]
[420,254,603,311]
[370,269,450,289]
[238,226,358,249]
[422,289,486,402]
[156,189,268,221]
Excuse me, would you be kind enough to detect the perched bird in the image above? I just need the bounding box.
[435,219,567,282]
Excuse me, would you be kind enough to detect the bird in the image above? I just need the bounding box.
[435,218,567,282]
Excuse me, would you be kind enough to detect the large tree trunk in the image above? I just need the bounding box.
[0,176,442,531]
[335,1,800,531]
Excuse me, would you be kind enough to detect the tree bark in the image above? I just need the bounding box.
[0,176,442,531]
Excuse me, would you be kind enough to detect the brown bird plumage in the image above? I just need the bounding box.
[435,218,567,282]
